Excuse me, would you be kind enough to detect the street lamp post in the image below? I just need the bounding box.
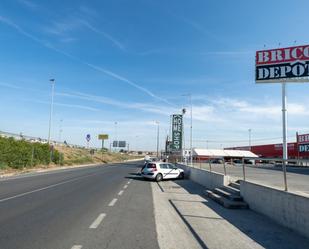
[58,119,63,143]
[155,121,160,159]
[48,79,55,144]
[182,94,193,166]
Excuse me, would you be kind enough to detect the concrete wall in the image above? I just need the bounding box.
[177,164,230,189]
[240,180,309,239]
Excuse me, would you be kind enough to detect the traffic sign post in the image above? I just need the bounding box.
[98,134,109,160]
[86,134,91,149]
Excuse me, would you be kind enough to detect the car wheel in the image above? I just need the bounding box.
[178,172,184,179]
[155,173,163,182]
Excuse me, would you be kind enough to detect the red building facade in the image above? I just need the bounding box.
[227,133,309,159]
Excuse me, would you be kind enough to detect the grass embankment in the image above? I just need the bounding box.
[56,145,140,165]
[0,136,141,175]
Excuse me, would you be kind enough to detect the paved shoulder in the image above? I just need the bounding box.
[152,179,309,249]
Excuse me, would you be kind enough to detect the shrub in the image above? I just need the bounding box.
[0,137,63,169]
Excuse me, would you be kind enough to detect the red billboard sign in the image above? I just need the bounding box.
[298,133,309,144]
[256,45,309,83]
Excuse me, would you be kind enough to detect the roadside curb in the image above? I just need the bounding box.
[0,158,143,179]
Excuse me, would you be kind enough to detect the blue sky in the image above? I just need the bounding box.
[0,0,309,150]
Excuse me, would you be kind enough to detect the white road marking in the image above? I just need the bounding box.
[0,173,99,203]
[123,185,128,189]
[108,198,118,206]
[118,190,124,196]
[127,181,131,184]
[89,213,106,229]
[71,245,83,249]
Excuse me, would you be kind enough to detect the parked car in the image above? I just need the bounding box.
[141,162,184,181]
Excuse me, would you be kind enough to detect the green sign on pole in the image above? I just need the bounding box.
[172,114,183,151]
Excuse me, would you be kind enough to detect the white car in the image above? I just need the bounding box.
[141,162,184,181]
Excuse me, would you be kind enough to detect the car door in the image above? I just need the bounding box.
[167,164,180,179]
[159,163,170,179]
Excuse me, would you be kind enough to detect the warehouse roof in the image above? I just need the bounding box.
[192,148,258,158]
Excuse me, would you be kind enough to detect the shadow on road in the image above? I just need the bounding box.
[172,180,309,249]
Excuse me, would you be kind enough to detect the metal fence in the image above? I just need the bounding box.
[189,157,309,194]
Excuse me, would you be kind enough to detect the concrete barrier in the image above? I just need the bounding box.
[240,180,309,239]
[177,164,230,189]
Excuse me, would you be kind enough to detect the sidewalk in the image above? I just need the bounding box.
[151,179,309,249]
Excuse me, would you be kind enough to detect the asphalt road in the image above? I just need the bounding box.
[194,163,309,195]
[0,162,159,249]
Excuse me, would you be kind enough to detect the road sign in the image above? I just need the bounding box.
[113,140,126,148]
[118,141,126,148]
[98,134,109,140]
[86,134,91,142]
[171,114,183,151]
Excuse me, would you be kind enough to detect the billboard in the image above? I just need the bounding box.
[113,140,126,148]
[256,45,309,83]
[171,114,183,151]
[298,133,309,144]
[297,133,309,153]
[98,134,109,140]
[118,141,126,148]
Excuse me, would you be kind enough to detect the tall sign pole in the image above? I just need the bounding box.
[281,82,288,190]
[256,44,309,191]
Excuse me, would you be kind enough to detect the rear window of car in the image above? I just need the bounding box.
[147,163,156,168]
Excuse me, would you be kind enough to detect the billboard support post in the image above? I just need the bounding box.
[256,44,309,191]
[282,82,288,191]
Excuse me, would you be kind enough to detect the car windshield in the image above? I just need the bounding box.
[146,163,156,168]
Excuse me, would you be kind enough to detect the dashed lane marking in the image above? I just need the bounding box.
[89,213,106,229]
[108,198,118,207]
[71,245,82,249]
[118,190,124,196]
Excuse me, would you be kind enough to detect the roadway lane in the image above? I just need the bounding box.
[0,162,159,249]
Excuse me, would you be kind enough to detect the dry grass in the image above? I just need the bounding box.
[0,146,142,176]
[55,145,141,165]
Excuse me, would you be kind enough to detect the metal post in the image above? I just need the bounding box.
[248,128,252,151]
[48,79,55,144]
[58,119,63,143]
[209,158,212,172]
[114,121,118,151]
[190,94,193,166]
[223,158,227,176]
[282,83,288,191]
[102,139,104,161]
[242,158,246,181]
[156,121,160,159]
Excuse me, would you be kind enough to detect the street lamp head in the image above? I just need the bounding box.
[50,79,55,84]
